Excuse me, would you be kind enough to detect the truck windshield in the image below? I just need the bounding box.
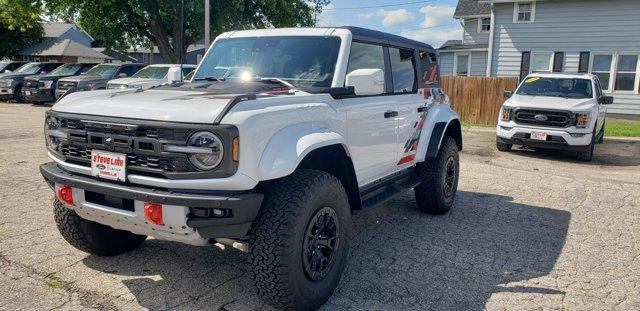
[15,63,45,74]
[133,66,169,79]
[85,64,118,78]
[516,77,593,99]
[51,63,84,76]
[194,36,341,87]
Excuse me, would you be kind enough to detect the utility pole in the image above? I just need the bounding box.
[204,0,210,48]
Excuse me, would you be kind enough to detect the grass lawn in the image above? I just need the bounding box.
[606,120,640,137]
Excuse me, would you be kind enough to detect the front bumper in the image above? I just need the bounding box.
[40,162,264,244]
[22,88,56,102]
[0,87,15,99]
[496,125,592,152]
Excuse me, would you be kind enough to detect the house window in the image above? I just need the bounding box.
[591,54,613,92]
[530,52,553,72]
[454,53,470,76]
[514,2,535,23]
[614,54,639,92]
[478,17,491,33]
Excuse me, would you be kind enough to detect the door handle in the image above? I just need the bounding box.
[417,106,429,113]
[384,111,398,118]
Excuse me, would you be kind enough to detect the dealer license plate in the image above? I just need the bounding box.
[24,91,31,96]
[91,150,127,181]
[530,131,547,141]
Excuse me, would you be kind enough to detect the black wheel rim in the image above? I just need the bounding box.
[302,206,340,282]
[443,156,456,198]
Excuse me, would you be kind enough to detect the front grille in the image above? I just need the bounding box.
[23,79,39,88]
[53,116,199,177]
[514,109,574,128]
[57,81,77,91]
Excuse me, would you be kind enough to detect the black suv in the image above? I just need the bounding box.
[56,63,145,99]
[0,62,64,101]
[22,63,96,103]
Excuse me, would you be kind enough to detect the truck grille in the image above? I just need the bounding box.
[57,81,77,91]
[53,116,200,178]
[514,109,574,128]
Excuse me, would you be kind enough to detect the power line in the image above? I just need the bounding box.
[394,23,455,34]
[323,0,436,11]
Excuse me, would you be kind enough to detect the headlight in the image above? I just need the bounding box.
[575,112,589,128]
[42,80,54,89]
[44,116,65,151]
[500,106,513,121]
[187,131,224,170]
[0,79,11,87]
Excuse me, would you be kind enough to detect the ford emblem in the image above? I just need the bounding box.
[534,114,548,121]
[97,164,106,170]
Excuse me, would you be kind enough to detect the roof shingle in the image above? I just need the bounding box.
[17,38,112,59]
[454,0,491,18]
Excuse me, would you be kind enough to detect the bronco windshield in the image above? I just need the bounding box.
[516,77,593,99]
[85,64,118,78]
[133,66,169,79]
[193,36,342,87]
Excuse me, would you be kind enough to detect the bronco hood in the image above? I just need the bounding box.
[52,81,296,124]
[506,94,596,111]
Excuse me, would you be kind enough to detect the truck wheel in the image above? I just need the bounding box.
[249,169,351,310]
[597,121,605,144]
[53,199,147,256]
[414,137,459,215]
[576,142,594,162]
[496,140,512,152]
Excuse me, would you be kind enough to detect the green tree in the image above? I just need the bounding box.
[46,0,331,63]
[0,0,43,59]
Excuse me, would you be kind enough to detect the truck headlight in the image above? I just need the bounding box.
[500,107,513,121]
[187,131,224,170]
[42,80,54,89]
[575,113,589,128]
[44,116,64,150]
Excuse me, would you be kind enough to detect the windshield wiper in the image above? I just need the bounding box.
[194,76,226,81]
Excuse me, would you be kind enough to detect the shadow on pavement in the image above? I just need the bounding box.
[83,190,570,310]
[508,140,640,167]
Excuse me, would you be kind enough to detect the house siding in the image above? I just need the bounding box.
[463,18,490,45]
[438,51,487,77]
[490,0,640,115]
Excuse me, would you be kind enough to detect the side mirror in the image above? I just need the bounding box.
[599,95,614,105]
[118,73,128,78]
[345,68,385,96]
[503,91,513,99]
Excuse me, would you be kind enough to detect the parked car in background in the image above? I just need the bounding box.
[21,63,96,104]
[496,73,611,161]
[106,64,196,89]
[56,63,144,99]
[0,61,27,74]
[0,62,64,101]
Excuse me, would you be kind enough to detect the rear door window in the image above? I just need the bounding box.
[388,47,416,93]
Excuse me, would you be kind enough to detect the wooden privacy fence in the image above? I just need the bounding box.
[441,76,519,125]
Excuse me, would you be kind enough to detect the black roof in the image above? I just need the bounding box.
[339,26,435,52]
[454,0,491,18]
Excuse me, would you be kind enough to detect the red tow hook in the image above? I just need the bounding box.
[57,185,74,205]
[144,203,164,225]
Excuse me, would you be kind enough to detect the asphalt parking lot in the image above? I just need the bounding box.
[1,103,639,310]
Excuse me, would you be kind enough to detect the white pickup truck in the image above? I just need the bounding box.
[497,73,612,161]
[106,64,196,89]
[40,27,462,309]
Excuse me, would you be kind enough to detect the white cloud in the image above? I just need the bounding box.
[377,9,415,27]
[358,12,376,20]
[418,5,456,28]
[399,5,461,47]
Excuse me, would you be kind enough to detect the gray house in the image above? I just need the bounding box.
[40,22,94,48]
[439,0,640,115]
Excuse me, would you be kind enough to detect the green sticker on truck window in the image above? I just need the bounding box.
[525,77,540,83]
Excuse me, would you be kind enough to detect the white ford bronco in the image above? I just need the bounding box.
[40,27,462,309]
[497,73,612,161]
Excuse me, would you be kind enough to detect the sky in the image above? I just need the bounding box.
[314,0,461,48]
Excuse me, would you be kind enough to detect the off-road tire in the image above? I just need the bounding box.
[249,169,351,310]
[53,199,147,256]
[496,140,512,152]
[414,137,459,214]
[597,121,605,144]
